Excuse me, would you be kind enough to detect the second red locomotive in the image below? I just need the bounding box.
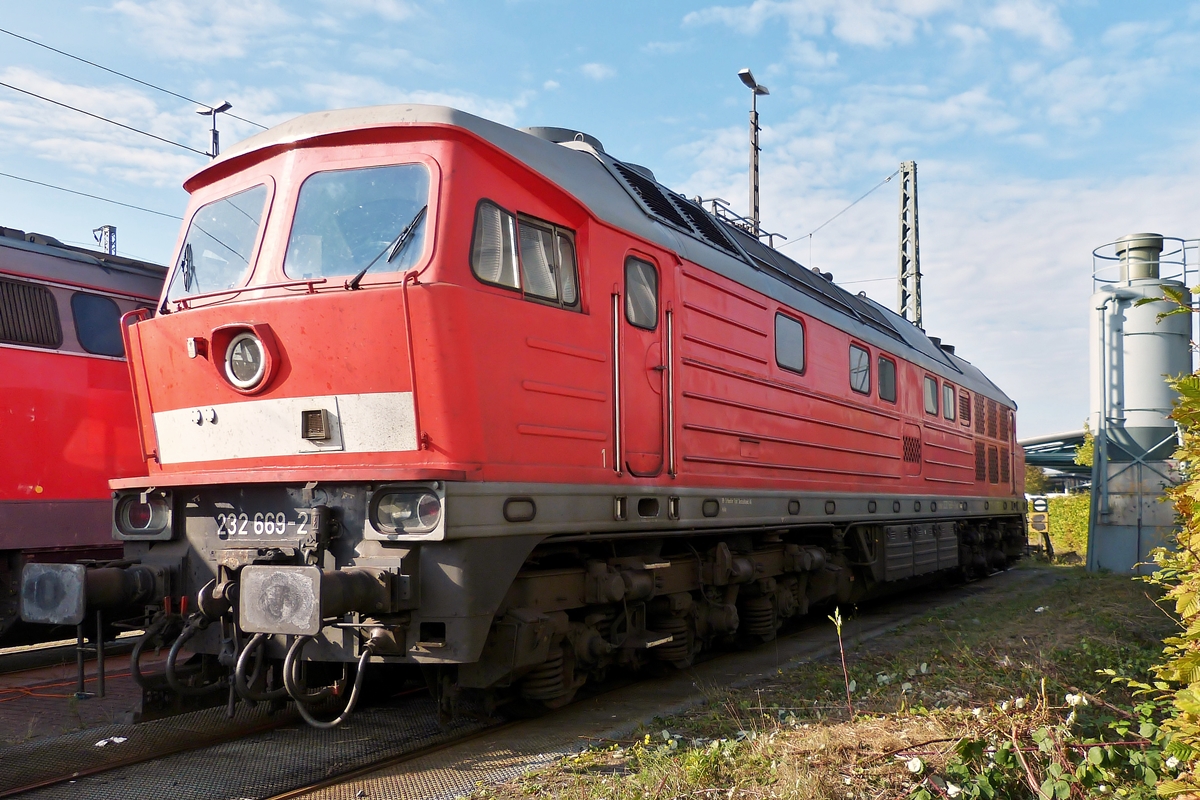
[20,106,1025,722]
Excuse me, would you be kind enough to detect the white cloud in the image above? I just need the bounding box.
[984,0,1071,49]
[1010,56,1166,132]
[581,63,616,81]
[110,0,294,60]
[642,40,688,55]
[685,0,958,48]
[302,73,532,125]
[328,0,418,21]
[947,23,988,48]
[543,80,560,91]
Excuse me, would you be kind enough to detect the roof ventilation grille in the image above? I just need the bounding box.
[672,197,737,254]
[612,162,691,230]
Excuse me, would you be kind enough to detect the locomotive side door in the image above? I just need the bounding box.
[617,254,665,477]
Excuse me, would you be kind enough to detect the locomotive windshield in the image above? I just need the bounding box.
[166,184,269,302]
[283,164,430,280]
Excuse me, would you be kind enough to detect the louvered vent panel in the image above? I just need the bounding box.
[1000,446,1010,484]
[0,278,61,348]
[987,399,998,438]
[975,441,987,481]
[974,393,986,435]
[959,393,971,427]
[903,436,922,463]
[612,163,690,229]
[998,408,1010,440]
[673,199,737,253]
[987,446,999,484]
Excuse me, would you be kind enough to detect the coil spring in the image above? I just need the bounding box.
[650,615,691,663]
[741,595,776,639]
[520,645,567,701]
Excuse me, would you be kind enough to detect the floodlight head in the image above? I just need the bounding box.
[738,68,757,90]
[214,101,233,114]
[755,84,770,96]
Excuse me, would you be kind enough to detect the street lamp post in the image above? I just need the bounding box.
[737,68,769,236]
[197,101,233,158]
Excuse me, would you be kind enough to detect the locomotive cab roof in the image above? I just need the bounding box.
[188,104,1013,408]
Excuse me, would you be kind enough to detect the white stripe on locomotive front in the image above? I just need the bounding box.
[152,392,417,463]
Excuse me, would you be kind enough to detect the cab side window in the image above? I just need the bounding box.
[924,376,939,415]
[942,383,956,421]
[625,257,658,329]
[849,345,870,394]
[470,200,580,310]
[71,292,124,357]
[775,314,805,374]
[878,356,896,402]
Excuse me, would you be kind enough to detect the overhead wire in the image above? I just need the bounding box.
[0,26,267,130]
[0,170,182,220]
[0,80,209,156]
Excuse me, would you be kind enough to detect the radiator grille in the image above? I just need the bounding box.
[903,435,922,463]
[975,441,986,481]
[987,445,999,484]
[975,393,986,435]
[987,399,998,438]
[612,163,691,229]
[998,408,1010,440]
[0,278,61,348]
[1000,446,1010,484]
[959,392,971,427]
[673,198,737,253]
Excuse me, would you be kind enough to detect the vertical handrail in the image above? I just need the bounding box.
[666,307,676,478]
[611,292,622,475]
[401,273,425,450]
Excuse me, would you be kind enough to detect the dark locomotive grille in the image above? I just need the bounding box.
[903,435,922,463]
[1000,446,1010,484]
[959,392,971,426]
[998,408,1010,441]
[987,399,998,438]
[975,441,987,481]
[974,393,986,434]
[987,445,999,484]
[0,277,62,349]
[612,162,691,230]
[672,197,738,253]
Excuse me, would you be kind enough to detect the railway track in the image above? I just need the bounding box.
[0,567,1049,800]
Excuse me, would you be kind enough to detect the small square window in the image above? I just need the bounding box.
[775,314,805,374]
[924,376,939,415]
[849,345,870,394]
[878,356,896,402]
[625,257,658,330]
[942,383,956,421]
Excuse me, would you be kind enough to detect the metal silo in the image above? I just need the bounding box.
[1087,233,1192,573]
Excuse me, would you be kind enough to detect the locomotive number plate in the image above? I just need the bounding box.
[215,509,314,540]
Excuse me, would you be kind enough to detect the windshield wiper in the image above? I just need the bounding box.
[347,205,428,290]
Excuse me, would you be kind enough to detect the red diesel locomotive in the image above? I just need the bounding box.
[1,227,164,638]
[20,106,1024,723]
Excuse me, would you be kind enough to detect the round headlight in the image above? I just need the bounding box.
[225,332,266,390]
[372,491,442,534]
[116,494,170,537]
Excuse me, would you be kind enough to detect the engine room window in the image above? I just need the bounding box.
[774,314,805,374]
[924,376,939,415]
[168,183,269,302]
[942,383,956,421]
[70,293,124,357]
[849,345,870,394]
[625,257,658,329]
[471,202,579,309]
[878,356,896,402]
[284,164,429,280]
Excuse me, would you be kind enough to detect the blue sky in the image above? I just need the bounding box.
[2,1,1200,438]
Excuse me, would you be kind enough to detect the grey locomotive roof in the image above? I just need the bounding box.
[0,229,166,297]
[204,104,1013,407]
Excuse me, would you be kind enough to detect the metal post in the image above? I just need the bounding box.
[92,225,116,255]
[75,621,86,695]
[750,94,760,236]
[95,609,105,698]
[897,161,921,329]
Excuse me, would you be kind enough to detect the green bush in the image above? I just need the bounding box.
[1048,493,1091,557]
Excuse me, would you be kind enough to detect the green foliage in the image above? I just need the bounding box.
[1075,422,1095,468]
[1026,465,1050,495]
[1047,493,1091,557]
